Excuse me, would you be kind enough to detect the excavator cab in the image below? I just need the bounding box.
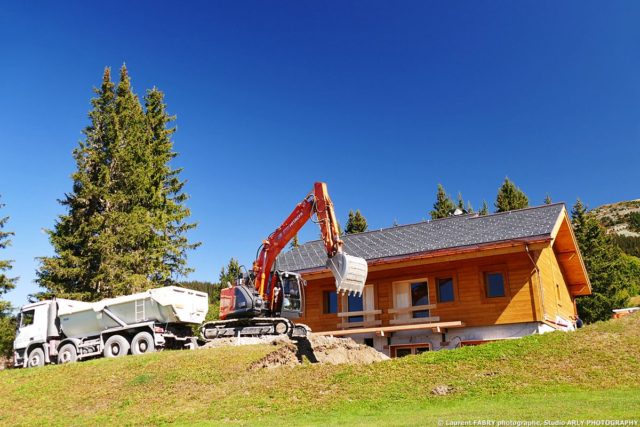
[279,271,305,318]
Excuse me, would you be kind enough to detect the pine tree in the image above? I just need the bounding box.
[219,258,242,288]
[572,199,632,323]
[478,201,489,216]
[37,66,199,301]
[456,192,464,211]
[345,209,368,234]
[430,184,455,219]
[290,234,299,249]
[0,195,17,358]
[0,195,17,303]
[466,201,474,214]
[544,194,552,205]
[495,178,529,212]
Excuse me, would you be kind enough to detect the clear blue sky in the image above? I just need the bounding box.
[1,1,639,307]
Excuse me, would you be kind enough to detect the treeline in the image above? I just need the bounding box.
[612,235,640,258]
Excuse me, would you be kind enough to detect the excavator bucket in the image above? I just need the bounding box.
[326,252,368,296]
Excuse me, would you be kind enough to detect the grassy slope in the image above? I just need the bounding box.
[1,315,639,426]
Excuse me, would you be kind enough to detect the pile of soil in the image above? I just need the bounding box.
[200,334,389,369]
[249,335,389,370]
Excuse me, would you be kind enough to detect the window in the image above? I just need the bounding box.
[323,291,338,314]
[485,272,506,298]
[437,277,455,303]
[391,344,431,357]
[347,294,364,323]
[20,310,35,328]
[410,282,429,318]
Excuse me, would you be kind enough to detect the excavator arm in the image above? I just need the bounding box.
[252,182,367,309]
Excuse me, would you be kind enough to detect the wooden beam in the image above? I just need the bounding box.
[313,321,466,337]
[338,320,382,329]
[389,316,440,325]
[388,304,436,314]
[336,309,382,318]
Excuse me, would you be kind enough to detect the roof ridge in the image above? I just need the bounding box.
[294,203,565,246]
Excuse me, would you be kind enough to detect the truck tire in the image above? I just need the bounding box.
[27,347,45,368]
[103,335,130,358]
[131,331,155,355]
[58,343,78,364]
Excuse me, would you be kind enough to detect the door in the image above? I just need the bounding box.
[364,285,375,323]
[392,282,411,322]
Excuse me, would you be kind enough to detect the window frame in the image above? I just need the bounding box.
[480,266,511,301]
[390,343,431,358]
[322,290,338,315]
[434,271,458,305]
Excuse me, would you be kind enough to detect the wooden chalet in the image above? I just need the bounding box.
[277,203,591,357]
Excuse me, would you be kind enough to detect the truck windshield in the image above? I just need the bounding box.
[20,310,35,328]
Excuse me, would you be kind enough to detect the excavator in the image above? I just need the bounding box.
[201,182,368,340]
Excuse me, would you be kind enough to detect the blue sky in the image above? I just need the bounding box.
[1,1,639,307]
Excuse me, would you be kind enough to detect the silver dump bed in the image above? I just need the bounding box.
[57,286,209,339]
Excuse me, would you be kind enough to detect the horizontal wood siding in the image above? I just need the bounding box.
[537,246,577,322]
[298,250,562,332]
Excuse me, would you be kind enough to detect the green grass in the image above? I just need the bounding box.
[1,314,639,426]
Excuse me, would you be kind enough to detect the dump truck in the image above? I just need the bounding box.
[13,286,208,368]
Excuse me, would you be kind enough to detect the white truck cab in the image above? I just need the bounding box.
[13,301,59,367]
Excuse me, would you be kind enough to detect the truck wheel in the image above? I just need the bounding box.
[131,332,155,355]
[104,335,130,358]
[27,347,45,368]
[58,343,78,364]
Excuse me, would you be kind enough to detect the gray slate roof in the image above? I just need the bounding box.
[277,203,565,272]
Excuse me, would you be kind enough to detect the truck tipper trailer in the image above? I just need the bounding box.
[13,286,208,368]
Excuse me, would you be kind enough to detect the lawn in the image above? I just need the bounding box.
[1,314,639,426]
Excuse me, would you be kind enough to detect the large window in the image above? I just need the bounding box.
[347,294,364,323]
[437,277,455,303]
[484,271,506,298]
[410,282,429,318]
[20,310,35,328]
[323,291,338,314]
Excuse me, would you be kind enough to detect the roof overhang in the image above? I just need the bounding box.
[296,236,552,280]
[549,207,592,296]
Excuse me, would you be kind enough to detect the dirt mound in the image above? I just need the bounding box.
[248,335,389,370]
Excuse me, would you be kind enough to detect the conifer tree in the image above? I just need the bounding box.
[430,184,455,219]
[345,209,368,234]
[544,194,552,205]
[456,192,464,211]
[0,196,17,358]
[466,201,474,214]
[478,201,489,216]
[495,178,529,212]
[219,258,242,288]
[37,66,199,301]
[0,195,16,305]
[572,199,632,323]
[290,234,299,249]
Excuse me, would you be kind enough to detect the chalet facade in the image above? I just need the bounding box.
[277,204,591,357]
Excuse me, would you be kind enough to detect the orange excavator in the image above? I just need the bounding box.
[201,182,368,340]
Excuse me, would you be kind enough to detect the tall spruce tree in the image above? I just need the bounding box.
[495,178,529,212]
[290,234,299,249]
[478,201,489,216]
[572,199,632,323]
[0,195,16,304]
[219,258,242,288]
[345,209,368,234]
[430,184,455,219]
[37,66,199,301]
[0,195,17,358]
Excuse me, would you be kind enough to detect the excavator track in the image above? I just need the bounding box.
[201,318,310,341]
